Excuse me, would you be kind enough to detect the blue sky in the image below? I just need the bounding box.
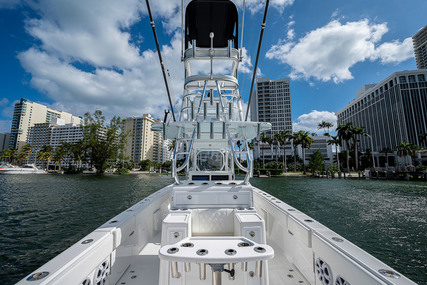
[0,0,425,134]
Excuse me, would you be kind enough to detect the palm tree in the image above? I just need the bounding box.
[293,130,314,174]
[318,121,334,136]
[37,145,53,169]
[2,147,17,163]
[275,130,292,172]
[247,141,254,152]
[337,123,353,173]
[396,141,413,166]
[292,133,301,171]
[408,143,421,166]
[269,134,279,166]
[352,125,366,171]
[328,135,341,171]
[53,146,67,170]
[20,144,32,164]
[261,134,270,168]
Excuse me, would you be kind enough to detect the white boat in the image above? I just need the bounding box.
[17,1,416,284]
[0,164,46,174]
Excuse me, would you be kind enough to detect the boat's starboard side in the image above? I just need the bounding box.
[252,187,416,285]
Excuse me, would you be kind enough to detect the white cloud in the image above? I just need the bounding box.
[266,19,414,84]
[293,110,337,134]
[373,37,414,64]
[245,0,294,13]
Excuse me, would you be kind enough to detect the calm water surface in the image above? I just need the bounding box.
[0,175,426,284]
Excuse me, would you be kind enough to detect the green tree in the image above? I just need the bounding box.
[18,144,32,165]
[275,130,292,172]
[337,123,354,173]
[236,140,243,162]
[2,147,17,163]
[352,125,366,171]
[261,134,270,168]
[328,135,341,171]
[37,145,53,169]
[318,121,334,136]
[396,141,414,166]
[293,130,314,174]
[83,110,126,174]
[309,150,324,175]
[53,145,67,170]
[139,159,151,171]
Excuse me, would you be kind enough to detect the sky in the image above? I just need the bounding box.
[0,0,425,135]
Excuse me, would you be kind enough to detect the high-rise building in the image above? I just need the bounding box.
[413,24,427,69]
[50,121,83,149]
[337,70,427,165]
[123,114,163,163]
[0,133,11,151]
[9,98,82,150]
[26,118,83,165]
[250,77,293,161]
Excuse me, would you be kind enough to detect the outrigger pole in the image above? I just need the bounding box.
[145,0,176,122]
[244,0,270,121]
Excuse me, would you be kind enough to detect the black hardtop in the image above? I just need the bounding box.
[185,0,238,49]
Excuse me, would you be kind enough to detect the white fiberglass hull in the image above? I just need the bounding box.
[17,182,415,285]
[0,168,46,174]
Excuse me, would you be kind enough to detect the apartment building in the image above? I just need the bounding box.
[413,24,427,69]
[250,77,293,161]
[123,114,163,163]
[9,98,82,150]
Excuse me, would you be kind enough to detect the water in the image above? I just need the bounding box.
[0,175,426,284]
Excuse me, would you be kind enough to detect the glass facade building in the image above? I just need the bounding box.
[337,70,427,153]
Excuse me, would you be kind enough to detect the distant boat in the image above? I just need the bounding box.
[0,164,46,174]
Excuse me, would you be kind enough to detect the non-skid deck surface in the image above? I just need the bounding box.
[115,235,161,285]
[115,242,310,284]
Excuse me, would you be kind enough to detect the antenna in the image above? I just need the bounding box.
[145,0,177,122]
[245,0,270,121]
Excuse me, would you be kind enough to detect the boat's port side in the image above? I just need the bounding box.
[16,185,174,285]
[252,188,417,285]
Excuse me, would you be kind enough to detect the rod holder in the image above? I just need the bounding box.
[216,103,220,120]
[171,261,181,278]
[210,122,214,139]
[228,263,235,280]
[222,122,226,139]
[241,262,247,272]
[229,102,233,120]
[213,271,222,285]
[197,122,201,139]
[185,262,191,272]
[199,263,206,280]
[191,101,194,120]
[256,260,263,278]
[210,89,214,105]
